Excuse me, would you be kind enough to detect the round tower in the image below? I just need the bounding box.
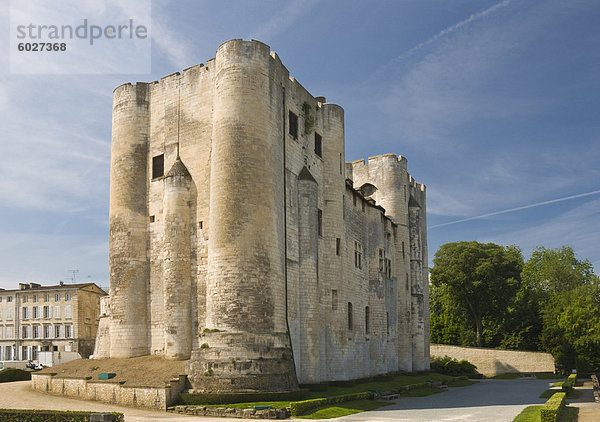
[409,195,425,371]
[163,157,192,360]
[108,82,150,358]
[186,39,298,392]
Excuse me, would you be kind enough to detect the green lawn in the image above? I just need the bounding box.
[297,399,391,419]
[534,373,564,380]
[448,379,479,387]
[513,405,577,422]
[205,401,291,409]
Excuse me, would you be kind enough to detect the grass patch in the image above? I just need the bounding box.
[539,389,580,399]
[513,405,542,422]
[492,373,521,379]
[551,381,564,387]
[296,399,391,419]
[513,405,577,422]
[447,379,479,387]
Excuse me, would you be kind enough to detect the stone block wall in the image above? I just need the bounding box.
[430,344,556,376]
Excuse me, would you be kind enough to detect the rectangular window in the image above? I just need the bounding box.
[152,154,164,179]
[386,258,392,278]
[33,295,38,303]
[65,293,71,301]
[317,209,323,237]
[354,241,363,269]
[402,241,406,261]
[332,290,338,310]
[378,249,385,272]
[22,326,28,339]
[65,305,72,319]
[365,306,370,335]
[335,238,341,256]
[43,306,50,319]
[33,306,38,319]
[55,325,61,338]
[66,325,73,338]
[386,312,390,336]
[21,346,28,361]
[55,294,60,302]
[22,307,28,319]
[0,297,2,303]
[23,295,28,303]
[289,111,298,139]
[44,325,51,339]
[7,297,12,303]
[54,306,61,318]
[33,326,40,339]
[6,326,12,338]
[314,133,322,157]
[347,302,353,330]
[44,294,49,302]
[406,274,409,290]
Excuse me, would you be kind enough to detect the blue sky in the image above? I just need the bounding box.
[0,0,599,289]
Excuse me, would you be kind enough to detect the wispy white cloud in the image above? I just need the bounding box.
[487,198,600,271]
[431,189,600,228]
[248,0,320,42]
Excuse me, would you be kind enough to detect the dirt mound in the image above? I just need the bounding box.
[37,355,187,387]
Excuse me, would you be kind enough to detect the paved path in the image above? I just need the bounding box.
[335,378,556,422]
[2,378,598,421]
[0,381,252,422]
[569,381,600,422]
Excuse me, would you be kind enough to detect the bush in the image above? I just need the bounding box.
[179,390,309,405]
[562,373,577,392]
[430,356,478,377]
[0,409,124,421]
[0,368,31,383]
[540,392,566,422]
[290,392,372,416]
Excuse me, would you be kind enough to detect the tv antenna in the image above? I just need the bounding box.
[68,269,79,283]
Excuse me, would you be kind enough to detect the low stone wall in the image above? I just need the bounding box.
[171,405,289,419]
[430,344,555,377]
[31,373,187,410]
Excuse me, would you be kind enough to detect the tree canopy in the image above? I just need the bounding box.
[430,243,600,374]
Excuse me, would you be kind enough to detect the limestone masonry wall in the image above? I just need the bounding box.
[97,38,429,391]
[430,344,556,376]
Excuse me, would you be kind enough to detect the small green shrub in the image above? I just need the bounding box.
[0,409,124,421]
[430,356,478,377]
[540,392,566,422]
[561,374,577,392]
[202,328,223,333]
[0,368,31,383]
[200,343,209,349]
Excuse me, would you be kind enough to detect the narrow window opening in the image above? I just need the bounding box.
[353,194,357,206]
[149,215,155,223]
[386,312,390,337]
[354,241,363,269]
[332,290,338,310]
[339,153,342,175]
[152,154,164,179]
[365,306,370,334]
[406,274,409,290]
[361,200,365,212]
[402,241,405,260]
[289,111,298,139]
[317,209,323,236]
[314,133,322,157]
[386,258,392,278]
[198,221,203,230]
[336,238,341,256]
[378,249,384,272]
[347,302,353,330]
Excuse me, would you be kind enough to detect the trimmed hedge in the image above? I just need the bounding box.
[540,392,566,422]
[561,373,577,392]
[290,392,372,416]
[179,390,309,405]
[0,368,31,383]
[0,409,124,421]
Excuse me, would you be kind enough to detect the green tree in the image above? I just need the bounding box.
[522,246,600,374]
[430,241,523,347]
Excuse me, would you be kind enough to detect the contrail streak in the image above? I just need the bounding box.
[430,189,600,229]
[398,0,513,61]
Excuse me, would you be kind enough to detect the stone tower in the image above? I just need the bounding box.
[96,39,429,392]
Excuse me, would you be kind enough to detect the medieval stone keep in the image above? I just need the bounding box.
[95,39,429,392]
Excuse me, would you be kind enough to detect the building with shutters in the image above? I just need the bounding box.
[0,282,106,362]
